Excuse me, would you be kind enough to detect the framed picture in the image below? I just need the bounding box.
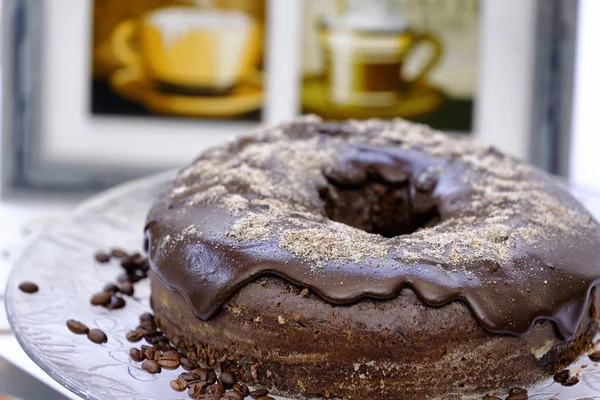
[0,0,580,194]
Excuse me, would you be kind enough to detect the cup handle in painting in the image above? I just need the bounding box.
[404,33,443,87]
[110,20,141,68]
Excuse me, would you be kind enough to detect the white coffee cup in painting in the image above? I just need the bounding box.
[319,0,442,107]
[112,7,262,91]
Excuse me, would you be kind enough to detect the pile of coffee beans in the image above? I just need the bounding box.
[126,313,273,400]
[90,248,151,310]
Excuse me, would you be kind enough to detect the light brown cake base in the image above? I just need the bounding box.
[151,273,598,399]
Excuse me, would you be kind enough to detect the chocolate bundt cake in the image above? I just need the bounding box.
[145,116,600,399]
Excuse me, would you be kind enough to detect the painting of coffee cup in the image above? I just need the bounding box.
[301,0,479,130]
[90,0,266,120]
[92,0,191,80]
[319,20,442,107]
[111,7,262,94]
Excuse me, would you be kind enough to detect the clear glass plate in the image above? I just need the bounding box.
[4,171,600,400]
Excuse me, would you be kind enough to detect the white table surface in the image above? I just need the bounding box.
[0,198,81,399]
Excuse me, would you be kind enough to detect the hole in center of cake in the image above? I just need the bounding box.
[320,146,441,237]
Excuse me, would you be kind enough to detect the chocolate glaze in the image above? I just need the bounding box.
[145,117,600,339]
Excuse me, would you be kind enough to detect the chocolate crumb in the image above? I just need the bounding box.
[18,282,39,294]
[66,319,89,335]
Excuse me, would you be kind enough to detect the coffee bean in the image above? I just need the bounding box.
[508,388,527,395]
[94,252,110,263]
[506,394,528,400]
[118,282,134,296]
[120,257,139,271]
[589,351,600,362]
[482,397,502,400]
[256,397,274,400]
[191,368,211,381]
[144,346,155,360]
[126,329,145,343]
[18,282,39,293]
[110,248,129,258]
[162,350,181,360]
[87,329,107,344]
[170,378,188,392]
[66,319,89,335]
[103,283,120,294]
[125,274,140,283]
[106,295,126,310]
[145,331,165,343]
[553,369,570,384]
[206,370,217,384]
[562,375,580,386]
[188,381,208,398]
[158,357,180,370]
[141,344,151,353]
[141,359,161,374]
[206,383,225,398]
[179,372,201,382]
[506,388,528,400]
[140,312,154,322]
[154,341,172,352]
[90,291,112,306]
[140,319,157,332]
[220,370,236,389]
[250,389,269,398]
[180,357,198,371]
[233,383,250,396]
[129,347,144,362]
[223,391,244,400]
[140,258,150,271]
[153,350,162,361]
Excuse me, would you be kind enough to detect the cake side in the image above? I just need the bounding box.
[151,274,598,399]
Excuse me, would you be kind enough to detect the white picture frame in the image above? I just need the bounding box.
[1,0,577,193]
